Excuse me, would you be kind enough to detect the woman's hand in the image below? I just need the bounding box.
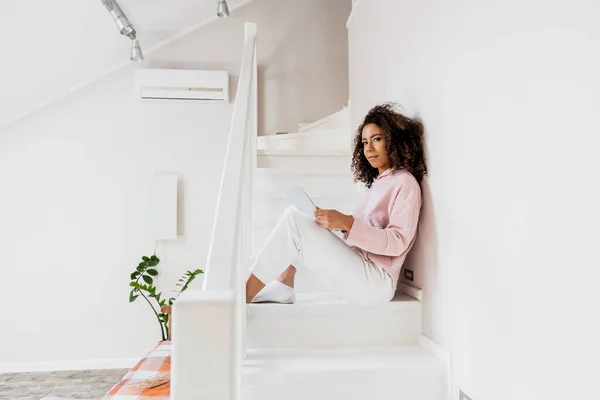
[314,208,354,231]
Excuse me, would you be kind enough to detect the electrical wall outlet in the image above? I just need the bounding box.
[459,390,473,400]
[403,268,414,282]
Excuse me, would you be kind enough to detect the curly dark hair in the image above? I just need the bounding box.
[351,103,427,188]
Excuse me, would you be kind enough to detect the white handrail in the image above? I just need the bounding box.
[172,22,257,400]
[203,23,257,291]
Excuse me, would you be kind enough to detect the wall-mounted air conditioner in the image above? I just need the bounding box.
[135,68,229,103]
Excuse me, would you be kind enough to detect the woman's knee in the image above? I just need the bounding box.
[283,204,298,215]
[283,205,304,221]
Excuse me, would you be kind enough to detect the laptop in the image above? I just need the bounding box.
[284,186,346,236]
[285,186,318,217]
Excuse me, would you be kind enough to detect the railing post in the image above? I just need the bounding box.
[248,22,258,172]
[240,21,257,400]
[171,290,236,400]
[183,21,257,400]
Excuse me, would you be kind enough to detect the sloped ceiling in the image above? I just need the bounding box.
[0,0,249,127]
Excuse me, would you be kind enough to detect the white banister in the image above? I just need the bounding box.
[171,290,235,400]
[171,22,258,400]
[203,22,257,291]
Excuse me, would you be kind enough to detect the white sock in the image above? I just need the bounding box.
[251,280,296,304]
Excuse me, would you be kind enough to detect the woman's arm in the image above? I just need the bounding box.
[345,182,421,257]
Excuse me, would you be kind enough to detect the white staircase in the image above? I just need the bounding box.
[244,109,448,399]
[246,292,421,350]
[173,24,448,400]
[244,347,447,400]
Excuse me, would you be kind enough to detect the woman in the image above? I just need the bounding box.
[246,103,427,305]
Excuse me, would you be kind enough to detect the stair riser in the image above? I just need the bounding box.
[245,374,446,400]
[258,132,352,152]
[301,117,351,132]
[247,308,422,350]
[257,155,350,170]
[253,172,361,199]
[298,108,350,133]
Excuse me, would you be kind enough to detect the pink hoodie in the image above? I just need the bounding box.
[344,169,422,289]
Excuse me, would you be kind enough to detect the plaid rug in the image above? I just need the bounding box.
[101,341,171,400]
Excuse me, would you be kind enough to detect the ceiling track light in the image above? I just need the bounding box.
[217,0,230,18]
[130,39,144,63]
[101,0,144,62]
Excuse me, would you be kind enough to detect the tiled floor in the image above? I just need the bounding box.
[0,369,128,400]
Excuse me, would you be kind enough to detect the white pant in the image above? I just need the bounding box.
[250,206,395,304]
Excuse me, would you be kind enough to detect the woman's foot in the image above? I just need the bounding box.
[251,280,296,304]
[246,274,266,303]
[246,265,297,304]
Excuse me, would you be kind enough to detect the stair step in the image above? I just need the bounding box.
[298,107,350,133]
[257,153,351,170]
[257,149,350,157]
[254,168,353,176]
[253,171,362,199]
[244,346,447,400]
[258,128,349,143]
[257,129,351,153]
[247,292,421,350]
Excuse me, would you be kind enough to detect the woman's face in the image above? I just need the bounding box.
[362,123,390,173]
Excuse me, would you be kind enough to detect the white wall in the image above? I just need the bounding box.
[0,0,251,127]
[149,0,350,136]
[0,0,350,370]
[349,0,600,398]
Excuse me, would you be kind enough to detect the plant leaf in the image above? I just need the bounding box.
[129,289,139,303]
[142,256,150,262]
[142,275,153,285]
[147,269,158,276]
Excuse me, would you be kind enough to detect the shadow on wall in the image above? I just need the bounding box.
[399,126,444,338]
[401,177,438,292]
[400,120,437,271]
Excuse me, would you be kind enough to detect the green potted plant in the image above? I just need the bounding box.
[129,254,203,341]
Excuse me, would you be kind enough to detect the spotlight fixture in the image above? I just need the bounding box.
[101,0,144,62]
[130,39,144,62]
[217,0,230,18]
